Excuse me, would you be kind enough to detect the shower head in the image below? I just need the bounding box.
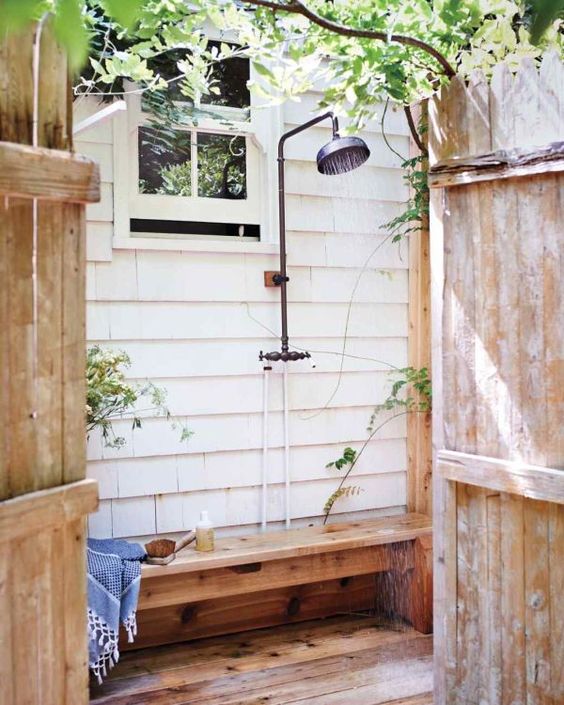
[316,134,370,176]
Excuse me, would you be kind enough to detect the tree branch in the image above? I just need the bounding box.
[404,105,428,156]
[240,0,456,78]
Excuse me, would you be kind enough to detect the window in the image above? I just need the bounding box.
[116,40,275,244]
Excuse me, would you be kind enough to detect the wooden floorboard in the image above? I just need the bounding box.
[91,616,433,705]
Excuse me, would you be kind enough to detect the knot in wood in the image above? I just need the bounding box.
[529,591,545,610]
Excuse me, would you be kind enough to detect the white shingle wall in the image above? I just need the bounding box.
[77,95,411,539]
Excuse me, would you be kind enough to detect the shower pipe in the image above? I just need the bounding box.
[283,363,291,529]
[259,113,337,531]
[261,364,271,531]
[260,111,337,364]
[259,112,370,530]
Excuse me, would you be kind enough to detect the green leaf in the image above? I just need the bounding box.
[102,0,144,29]
[252,61,276,82]
[529,0,564,43]
[53,0,89,69]
[0,0,42,34]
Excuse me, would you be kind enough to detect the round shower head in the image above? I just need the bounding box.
[316,135,370,176]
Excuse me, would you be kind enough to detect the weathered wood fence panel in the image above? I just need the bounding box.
[0,24,99,705]
[429,53,564,705]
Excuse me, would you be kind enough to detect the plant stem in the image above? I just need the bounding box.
[323,410,409,525]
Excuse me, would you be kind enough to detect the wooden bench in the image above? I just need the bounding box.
[126,513,433,650]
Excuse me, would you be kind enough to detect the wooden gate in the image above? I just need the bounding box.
[429,54,564,704]
[0,24,99,705]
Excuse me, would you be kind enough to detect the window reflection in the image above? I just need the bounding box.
[138,127,192,196]
[198,134,247,200]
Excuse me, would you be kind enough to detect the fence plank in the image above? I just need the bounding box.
[524,500,552,705]
[0,199,8,499]
[514,63,547,467]
[407,102,432,517]
[0,479,98,541]
[455,484,472,704]
[64,518,90,703]
[439,451,564,505]
[37,203,64,490]
[500,493,526,705]
[548,504,564,701]
[5,200,36,498]
[429,84,453,705]
[485,494,502,705]
[62,204,87,483]
[0,546,14,703]
[542,173,564,470]
[0,142,100,202]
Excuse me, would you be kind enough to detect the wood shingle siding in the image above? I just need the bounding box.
[77,94,411,538]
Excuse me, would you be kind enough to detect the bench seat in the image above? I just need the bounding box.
[128,513,432,649]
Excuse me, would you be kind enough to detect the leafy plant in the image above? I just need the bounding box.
[326,446,357,472]
[323,367,431,522]
[86,345,191,448]
[323,485,363,517]
[383,155,429,243]
[367,366,432,430]
[156,161,192,196]
[323,447,362,520]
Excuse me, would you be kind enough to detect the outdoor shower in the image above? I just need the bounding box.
[258,112,370,532]
[259,111,370,364]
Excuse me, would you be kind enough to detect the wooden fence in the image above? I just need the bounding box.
[429,53,564,704]
[0,24,99,704]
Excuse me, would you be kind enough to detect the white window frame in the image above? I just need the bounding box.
[112,53,282,253]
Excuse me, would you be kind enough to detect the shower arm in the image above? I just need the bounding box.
[260,112,338,364]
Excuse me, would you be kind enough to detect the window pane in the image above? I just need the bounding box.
[141,44,250,111]
[138,127,192,196]
[202,42,250,110]
[197,134,246,200]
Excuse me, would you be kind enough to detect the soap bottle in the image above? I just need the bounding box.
[195,511,215,552]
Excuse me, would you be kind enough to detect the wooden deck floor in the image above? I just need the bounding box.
[90,616,433,705]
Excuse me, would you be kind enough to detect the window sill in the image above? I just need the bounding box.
[112,236,279,255]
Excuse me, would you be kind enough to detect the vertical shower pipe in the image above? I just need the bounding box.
[277,112,338,529]
[262,112,365,528]
[261,364,271,531]
[283,363,290,528]
[278,134,290,529]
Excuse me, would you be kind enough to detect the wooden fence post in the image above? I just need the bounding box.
[407,101,432,517]
[0,22,99,705]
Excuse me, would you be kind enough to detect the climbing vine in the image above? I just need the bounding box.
[323,366,432,522]
[383,155,429,243]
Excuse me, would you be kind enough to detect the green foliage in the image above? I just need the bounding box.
[100,0,143,29]
[155,161,192,196]
[4,1,562,117]
[368,366,432,431]
[529,0,564,44]
[383,155,429,242]
[323,486,362,517]
[86,345,191,448]
[326,447,357,471]
[0,0,46,34]
[324,366,431,521]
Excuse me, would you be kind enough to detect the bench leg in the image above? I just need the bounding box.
[401,534,433,634]
[372,536,433,634]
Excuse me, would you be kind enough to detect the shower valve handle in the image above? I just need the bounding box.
[271,273,290,286]
[259,350,311,363]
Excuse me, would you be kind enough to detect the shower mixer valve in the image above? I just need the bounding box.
[259,350,311,363]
